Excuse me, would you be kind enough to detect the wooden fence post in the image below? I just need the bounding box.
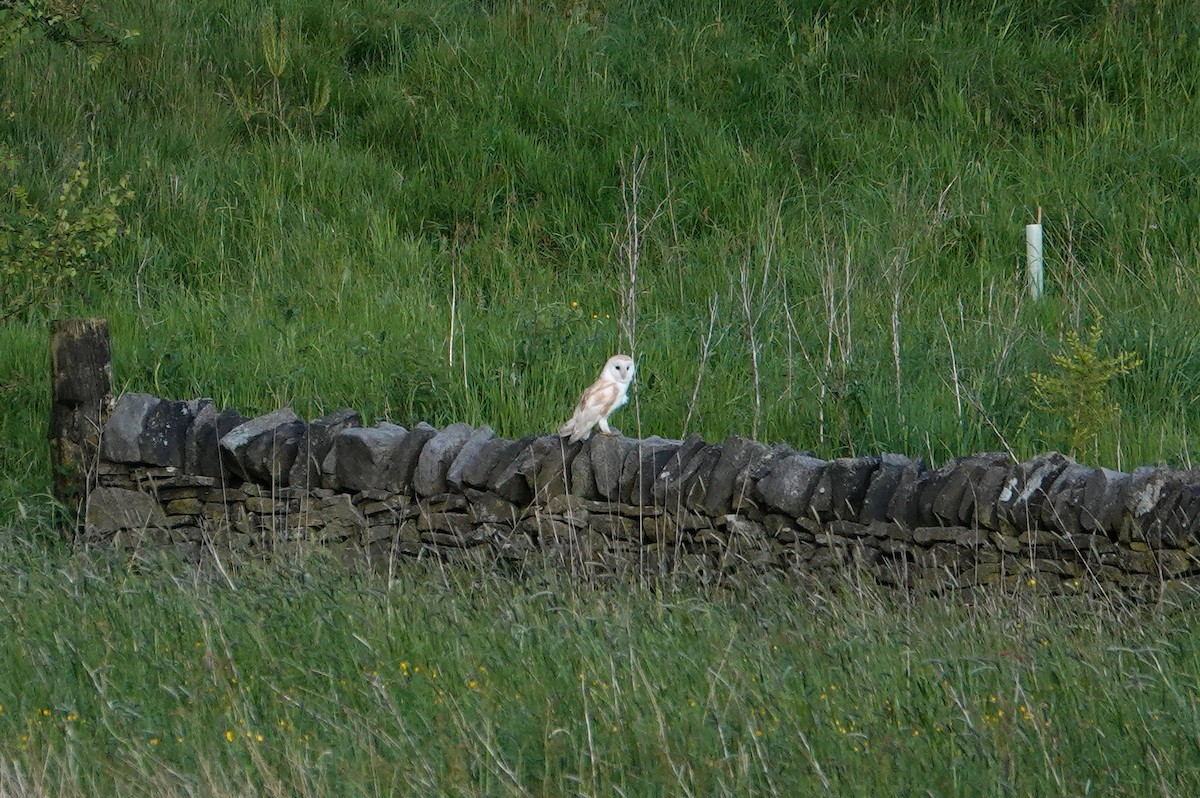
[49,318,112,536]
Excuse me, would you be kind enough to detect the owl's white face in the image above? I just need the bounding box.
[602,355,635,385]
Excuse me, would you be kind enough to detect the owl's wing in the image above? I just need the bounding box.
[559,379,619,443]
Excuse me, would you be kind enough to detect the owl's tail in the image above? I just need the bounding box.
[557,419,590,444]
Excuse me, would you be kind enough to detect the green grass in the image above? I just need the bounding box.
[5,3,1200,793]
[4,1,1200,527]
[1,541,1198,796]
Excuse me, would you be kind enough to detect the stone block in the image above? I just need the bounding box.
[723,514,769,542]
[385,422,438,493]
[533,435,585,501]
[735,443,796,509]
[100,393,159,464]
[166,497,203,515]
[414,423,476,497]
[915,456,968,525]
[754,454,827,518]
[703,436,767,516]
[677,444,726,514]
[426,493,469,513]
[1163,481,1200,548]
[139,398,206,468]
[912,526,990,546]
[460,437,521,490]
[999,452,1073,532]
[245,496,284,514]
[591,514,638,540]
[990,531,1021,554]
[661,444,721,513]
[486,436,538,504]
[810,548,848,570]
[928,452,1012,526]
[288,409,362,490]
[358,494,414,520]
[186,405,246,480]
[620,437,680,507]
[569,440,600,500]
[839,457,883,519]
[86,486,166,537]
[446,425,496,491]
[416,510,475,538]
[1040,463,1095,536]
[959,456,1016,530]
[1117,547,1189,576]
[1060,532,1116,557]
[826,519,872,538]
[1078,466,1130,536]
[590,434,638,502]
[639,515,679,544]
[876,537,913,558]
[333,423,409,492]
[652,434,707,505]
[884,458,930,527]
[1125,466,1169,521]
[1018,529,1065,548]
[811,456,880,521]
[1032,558,1084,578]
[913,542,973,571]
[1136,477,1189,548]
[219,407,306,486]
[860,453,911,523]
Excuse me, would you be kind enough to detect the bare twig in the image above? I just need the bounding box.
[683,294,724,437]
[739,258,763,440]
[616,149,669,440]
[940,311,963,420]
[889,247,911,408]
[448,252,457,368]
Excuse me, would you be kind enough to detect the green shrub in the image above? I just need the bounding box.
[0,155,133,323]
[0,0,132,62]
[1029,321,1142,461]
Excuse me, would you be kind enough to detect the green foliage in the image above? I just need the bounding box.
[0,155,133,322]
[1,0,137,323]
[0,0,137,63]
[1030,321,1142,461]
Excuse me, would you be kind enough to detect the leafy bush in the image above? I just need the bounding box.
[0,0,132,62]
[0,155,133,322]
[1,1,137,322]
[1030,321,1142,461]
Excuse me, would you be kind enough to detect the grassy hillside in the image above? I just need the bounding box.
[4,1,1200,523]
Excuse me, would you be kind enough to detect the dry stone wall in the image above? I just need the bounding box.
[85,392,1200,594]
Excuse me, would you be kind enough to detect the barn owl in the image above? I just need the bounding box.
[557,354,636,443]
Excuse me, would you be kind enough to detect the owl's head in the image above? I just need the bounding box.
[602,354,635,384]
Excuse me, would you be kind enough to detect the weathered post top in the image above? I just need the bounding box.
[49,318,112,535]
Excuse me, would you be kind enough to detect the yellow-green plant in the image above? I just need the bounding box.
[1029,321,1141,461]
[222,9,329,140]
[0,155,134,322]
